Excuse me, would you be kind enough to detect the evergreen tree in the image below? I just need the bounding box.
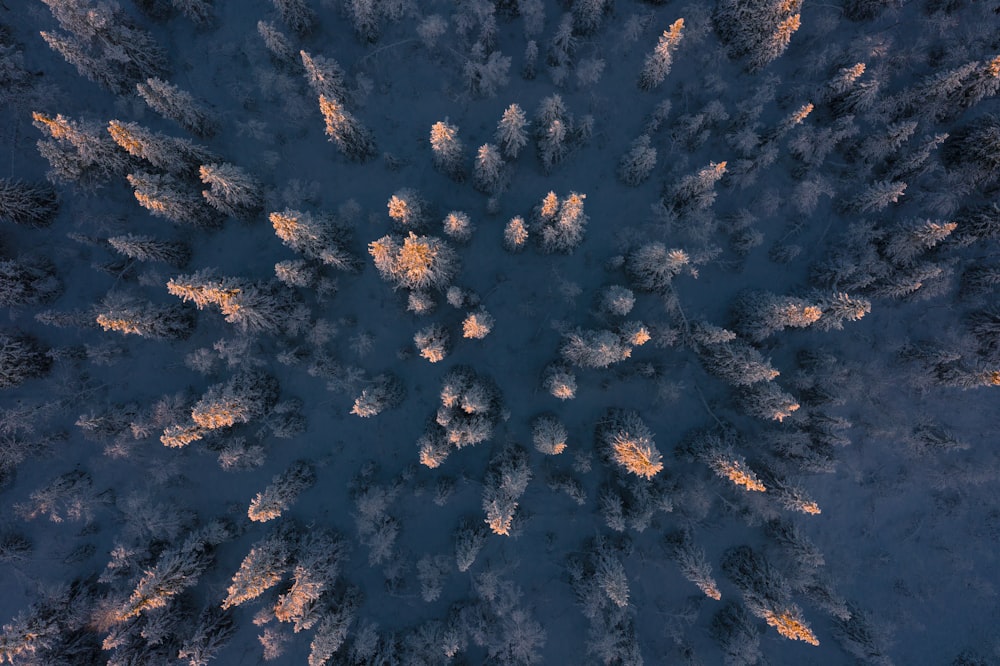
[503,216,529,252]
[0,179,59,228]
[473,143,508,195]
[714,0,802,72]
[271,0,316,35]
[300,50,349,101]
[597,409,664,479]
[107,234,191,267]
[107,120,217,175]
[127,171,223,228]
[0,332,52,389]
[248,460,316,522]
[350,374,404,417]
[318,95,377,161]
[33,112,128,188]
[0,257,62,307]
[386,188,429,231]
[732,290,823,343]
[95,292,195,340]
[495,103,529,159]
[270,209,358,271]
[137,77,217,137]
[177,607,236,666]
[200,163,264,219]
[463,47,512,98]
[617,135,657,186]
[638,19,684,91]
[368,232,459,291]
[430,120,466,181]
[221,529,292,609]
[258,20,296,64]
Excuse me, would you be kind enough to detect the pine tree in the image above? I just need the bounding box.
[190,370,280,431]
[430,120,466,181]
[270,209,358,271]
[350,374,404,417]
[617,135,657,186]
[532,414,568,454]
[442,210,475,243]
[33,111,128,188]
[368,232,459,291]
[473,143,508,195]
[271,0,316,35]
[173,0,214,25]
[318,95,376,161]
[258,20,296,64]
[107,120,217,176]
[0,332,52,389]
[463,309,494,339]
[415,324,449,363]
[482,444,531,535]
[638,19,684,90]
[386,188,429,231]
[107,234,190,267]
[127,171,222,228]
[248,460,316,522]
[714,0,802,72]
[598,409,663,479]
[178,607,236,666]
[39,0,168,93]
[200,163,264,219]
[732,290,823,343]
[95,292,194,340]
[0,179,59,228]
[300,50,349,101]
[848,179,906,213]
[561,328,632,368]
[0,257,62,307]
[666,531,722,600]
[463,48,512,98]
[537,191,588,253]
[454,520,488,572]
[625,243,693,293]
[503,216,529,252]
[137,78,217,137]
[221,530,292,609]
[495,104,529,159]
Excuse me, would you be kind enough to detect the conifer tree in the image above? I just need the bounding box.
[368,232,459,291]
[300,50,349,101]
[127,171,222,228]
[503,216,529,252]
[495,104,529,159]
[318,95,377,161]
[270,209,358,271]
[107,120,217,176]
[137,78,217,137]
[271,0,316,35]
[248,461,316,522]
[350,374,404,417]
[0,332,52,389]
[732,291,823,343]
[617,135,657,186]
[107,234,191,267]
[386,189,429,231]
[258,20,296,64]
[221,530,292,609]
[95,292,195,340]
[0,179,59,228]
[0,257,62,307]
[473,143,508,195]
[638,19,684,91]
[430,120,466,181]
[598,409,664,479]
[714,0,802,72]
[200,163,264,219]
[33,112,128,188]
[482,444,531,535]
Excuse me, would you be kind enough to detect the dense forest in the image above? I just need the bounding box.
[1,0,999,664]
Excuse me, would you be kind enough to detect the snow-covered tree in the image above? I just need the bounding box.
[248,460,316,522]
[369,232,459,291]
[532,414,567,454]
[127,171,222,228]
[300,50,348,101]
[536,191,588,253]
[386,188,429,231]
[495,104,530,159]
[415,323,449,363]
[561,328,632,368]
[200,163,264,219]
[442,210,475,243]
[473,143,508,195]
[107,120,216,175]
[95,292,194,340]
[137,77,217,137]
[258,20,295,64]
[617,135,657,186]
[430,120,466,181]
[107,234,190,267]
[350,374,404,417]
[221,529,292,609]
[598,409,663,479]
[270,209,357,271]
[462,309,494,339]
[318,95,376,161]
[271,0,316,35]
[33,111,128,188]
[0,257,62,307]
[0,179,59,228]
[482,444,531,535]
[0,332,52,389]
[638,19,684,91]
